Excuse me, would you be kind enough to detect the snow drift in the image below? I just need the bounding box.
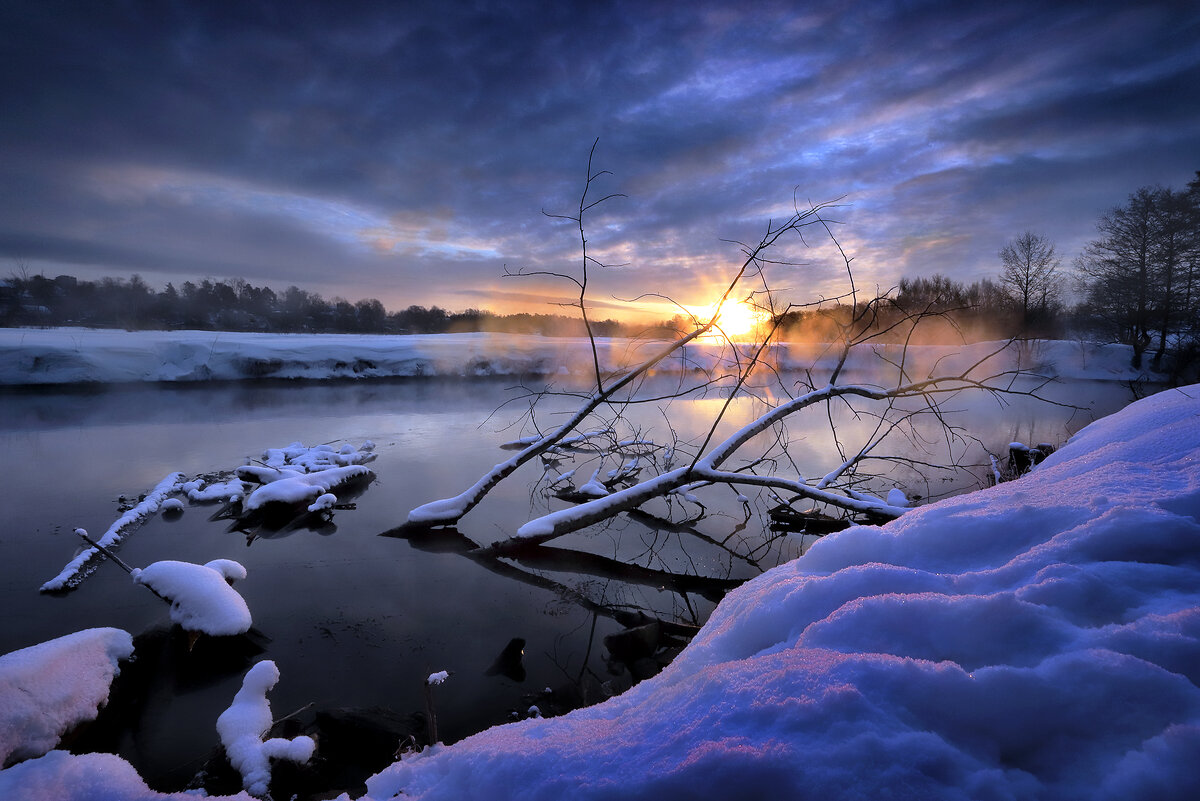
[362,384,1200,801]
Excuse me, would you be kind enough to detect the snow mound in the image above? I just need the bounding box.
[0,629,134,767]
[0,750,255,800]
[132,560,252,636]
[360,386,1200,801]
[216,661,315,797]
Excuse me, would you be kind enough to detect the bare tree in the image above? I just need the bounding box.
[998,231,1062,331]
[1076,185,1200,371]
[401,149,1057,555]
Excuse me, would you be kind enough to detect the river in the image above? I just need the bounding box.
[0,375,1136,791]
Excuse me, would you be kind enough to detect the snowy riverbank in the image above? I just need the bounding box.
[1,384,1196,799]
[0,327,1157,385]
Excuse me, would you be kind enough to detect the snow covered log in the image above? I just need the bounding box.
[40,473,185,592]
[0,629,133,767]
[359,385,1200,801]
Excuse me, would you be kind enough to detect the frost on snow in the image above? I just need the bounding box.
[216,661,315,797]
[361,386,1200,801]
[40,473,185,592]
[131,560,252,636]
[0,628,133,766]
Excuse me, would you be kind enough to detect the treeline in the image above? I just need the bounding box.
[1074,176,1200,370]
[775,274,1021,345]
[3,172,1196,373]
[0,274,669,337]
[778,171,1200,375]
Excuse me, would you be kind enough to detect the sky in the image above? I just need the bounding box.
[1,0,1198,323]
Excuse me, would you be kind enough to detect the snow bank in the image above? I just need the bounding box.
[40,474,185,592]
[0,750,256,800]
[0,328,1159,385]
[216,661,315,797]
[131,560,252,636]
[359,385,1200,801]
[0,629,133,767]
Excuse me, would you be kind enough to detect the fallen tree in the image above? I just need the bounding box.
[401,144,1059,552]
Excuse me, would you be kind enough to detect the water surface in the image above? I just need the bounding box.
[0,376,1135,789]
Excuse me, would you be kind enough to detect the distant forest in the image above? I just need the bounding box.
[3,174,1196,375]
[0,273,674,338]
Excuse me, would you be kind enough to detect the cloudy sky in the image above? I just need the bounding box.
[2,0,1198,321]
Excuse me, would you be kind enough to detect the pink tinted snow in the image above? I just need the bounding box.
[0,750,256,800]
[0,628,134,766]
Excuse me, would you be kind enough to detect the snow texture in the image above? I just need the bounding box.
[216,661,315,797]
[243,465,370,512]
[0,629,133,766]
[239,441,375,512]
[359,385,1200,801]
[0,750,256,801]
[40,473,185,592]
[0,328,1158,386]
[131,560,252,636]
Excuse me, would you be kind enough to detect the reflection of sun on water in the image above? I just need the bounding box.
[686,299,767,342]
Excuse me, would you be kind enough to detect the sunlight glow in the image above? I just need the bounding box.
[686,298,768,342]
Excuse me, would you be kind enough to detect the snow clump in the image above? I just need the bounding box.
[216,660,315,797]
[131,560,252,636]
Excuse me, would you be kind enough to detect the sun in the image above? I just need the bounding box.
[685,298,766,341]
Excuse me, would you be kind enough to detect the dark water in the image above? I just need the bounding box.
[0,376,1135,790]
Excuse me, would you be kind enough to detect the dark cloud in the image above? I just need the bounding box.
[2,0,1197,315]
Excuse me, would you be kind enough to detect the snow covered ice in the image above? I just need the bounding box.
[2,383,1197,799]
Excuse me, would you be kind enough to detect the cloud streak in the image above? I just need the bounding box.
[1,0,1197,316]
